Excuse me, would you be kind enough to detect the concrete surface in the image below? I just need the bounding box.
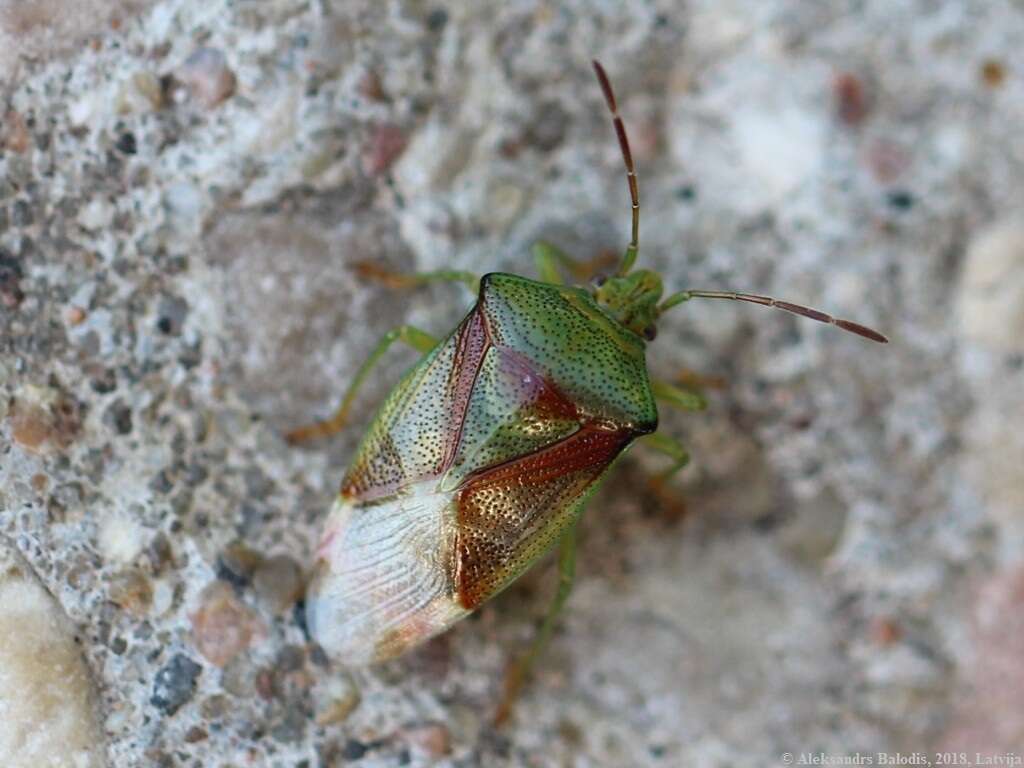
[1,0,1023,766]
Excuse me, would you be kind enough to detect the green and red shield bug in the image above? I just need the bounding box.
[291,60,887,722]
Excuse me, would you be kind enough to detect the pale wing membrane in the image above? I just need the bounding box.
[307,487,468,664]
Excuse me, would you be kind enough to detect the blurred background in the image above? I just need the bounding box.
[1,1,1023,765]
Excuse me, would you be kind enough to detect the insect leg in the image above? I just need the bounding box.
[640,432,691,517]
[641,431,691,483]
[494,523,578,726]
[532,241,619,286]
[532,241,569,285]
[285,325,438,445]
[352,260,479,293]
[651,379,707,413]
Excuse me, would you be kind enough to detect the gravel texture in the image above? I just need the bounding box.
[1,1,1023,766]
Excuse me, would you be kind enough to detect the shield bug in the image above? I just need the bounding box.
[291,60,887,720]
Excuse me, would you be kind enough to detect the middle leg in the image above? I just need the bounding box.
[285,325,438,445]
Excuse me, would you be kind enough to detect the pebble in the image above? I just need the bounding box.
[2,109,30,153]
[150,579,175,616]
[0,539,105,767]
[150,653,202,716]
[313,673,361,726]
[98,511,147,565]
[252,554,305,615]
[341,739,369,761]
[956,218,1024,353]
[178,47,237,109]
[980,59,1007,88]
[103,399,133,435]
[398,721,452,761]
[77,198,115,231]
[65,305,87,326]
[8,384,80,454]
[0,248,24,308]
[363,123,408,175]
[833,72,869,126]
[190,580,265,667]
[156,294,189,336]
[131,71,165,109]
[216,541,263,587]
[108,569,153,616]
[270,706,307,744]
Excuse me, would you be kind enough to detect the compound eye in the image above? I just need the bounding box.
[592,274,607,288]
[642,324,657,341]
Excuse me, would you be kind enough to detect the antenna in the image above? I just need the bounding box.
[592,60,639,276]
[659,289,889,343]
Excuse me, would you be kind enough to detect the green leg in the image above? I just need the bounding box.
[532,241,571,285]
[495,523,578,725]
[640,432,691,517]
[647,378,702,483]
[651,379,707,413]
[285,325,438,444]
[354,261,480,293]
[641,431,690,484]
[531,240,617,286]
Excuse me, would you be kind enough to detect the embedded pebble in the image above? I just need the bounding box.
[216,542,264,587]
[832,72,869,126]
[398,721,452,761]
[77,198,115,231]
[108,569,153,616]
[177,48,237,109]
[956,218,1024,353]
[190,581,265,667]
[8,384,80,454]
[957,218,1024,547]
[363,123,409,175]
[2,110,30,153]
[98,511,147,565]
[252,554,305,615]
[0,249,24,308]
[313,673,361,726]
[156,294,189,337]
[151,653,202,716]
[0,540,105,768]
[131,71,165,110]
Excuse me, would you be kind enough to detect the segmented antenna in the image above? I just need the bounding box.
[660,289,889,343]
[592,59,887,344]
[592,60,639,276]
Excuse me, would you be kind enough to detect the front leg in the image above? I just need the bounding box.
[532,240,617,286]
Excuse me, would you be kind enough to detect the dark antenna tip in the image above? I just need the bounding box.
[836,320,889,344]
[592,60,617,113]
[592,59,640,275]
[663,290,889,344]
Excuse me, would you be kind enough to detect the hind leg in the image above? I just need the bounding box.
[494,523,578,725]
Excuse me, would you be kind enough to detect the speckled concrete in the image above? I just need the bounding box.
[2,1,1023,766]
